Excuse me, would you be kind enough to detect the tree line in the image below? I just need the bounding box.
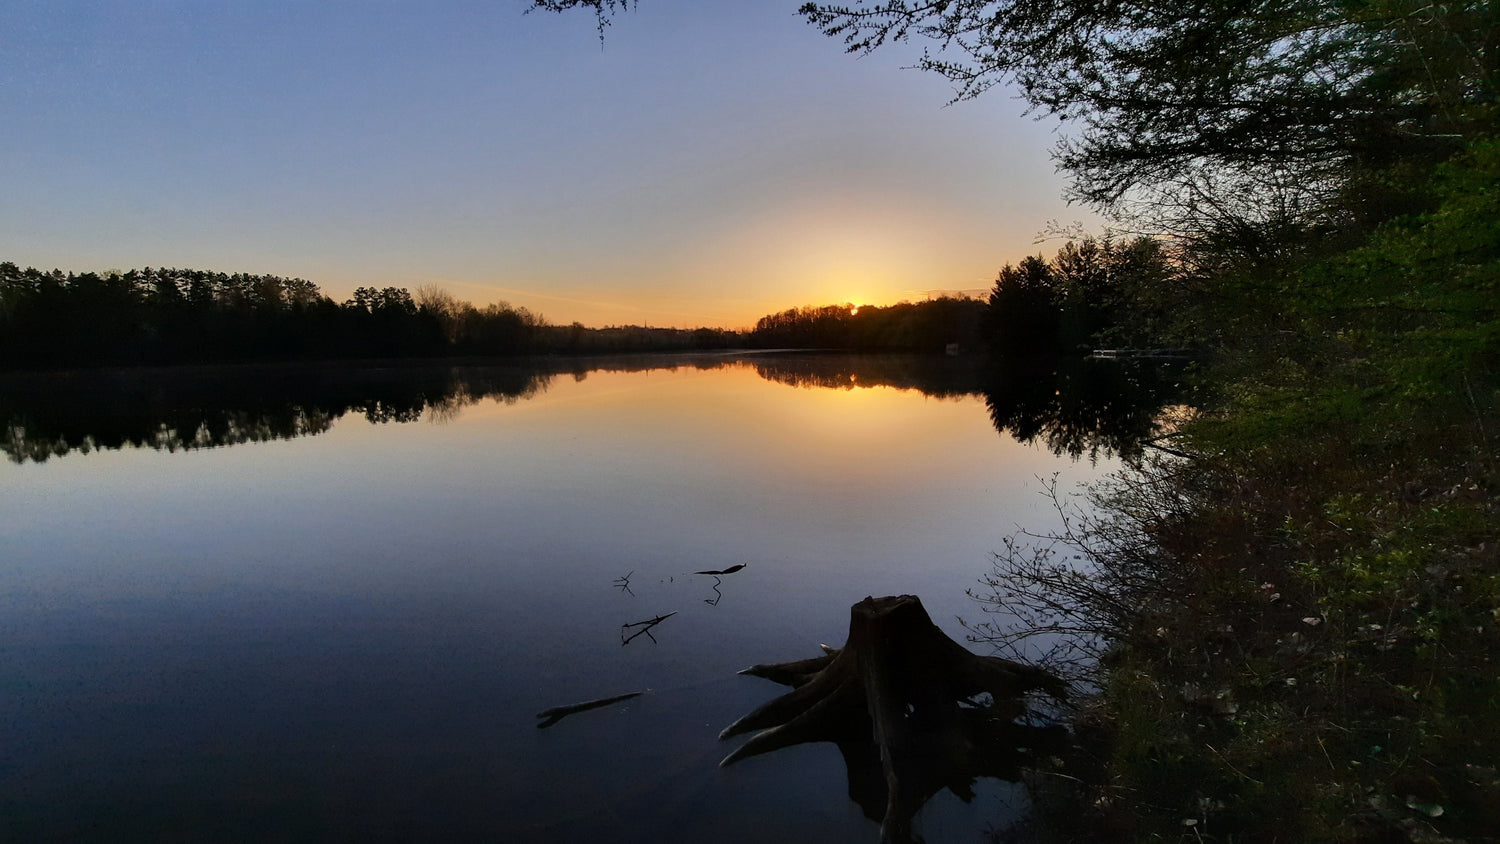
[3,252,1183,370]
[0,264,443,367]
[747,297,987,352]
[0,263,750,369]
[742,235,1182,357]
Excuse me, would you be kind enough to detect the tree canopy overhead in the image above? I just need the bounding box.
[832,3,1495,255]
[801,1,1494,200]
[533,0,1496,236]
[527,0,636,38]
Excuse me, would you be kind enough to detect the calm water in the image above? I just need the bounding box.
[0,354,1172,842]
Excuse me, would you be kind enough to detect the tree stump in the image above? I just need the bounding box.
[720,595,1068,844]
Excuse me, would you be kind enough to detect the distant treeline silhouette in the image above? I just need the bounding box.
[2,354,1182,464]
[744,237,1178,357]
[983,237,1181,357]
[0,263,744,369]
[747,298,987,353]
[3,241,1175,369]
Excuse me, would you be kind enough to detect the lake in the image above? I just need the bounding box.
[0,353,1172,842]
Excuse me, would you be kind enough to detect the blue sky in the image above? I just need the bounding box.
[2,1,1095,327]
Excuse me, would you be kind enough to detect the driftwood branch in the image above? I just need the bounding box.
[621,611,677,645]
[535,691,645,729]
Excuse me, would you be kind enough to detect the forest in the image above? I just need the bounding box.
[1,261,1090,366]
[1,230,1184,368]
[0,263,758,367]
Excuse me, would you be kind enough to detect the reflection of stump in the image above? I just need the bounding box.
[721,595,1068,844]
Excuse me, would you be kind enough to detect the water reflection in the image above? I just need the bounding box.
[0,354,1129,842]
[0,352,1184,464]
[746,353,1185,461]
[746,353,984,398]
[982,355,1186,461]
[0,363,550,463]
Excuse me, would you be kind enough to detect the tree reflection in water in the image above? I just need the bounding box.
[746,352,1187,461]
[980,355,1188,462]
[0,352,1188,839]
[1,352,1185,464]
[0,362,555,463]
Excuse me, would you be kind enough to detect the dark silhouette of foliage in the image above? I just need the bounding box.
[0,363,553,464]
[797,0,1497,235]
[0,263,748,370]
[527,0,635,39]
[746,351,1185,459]
[749,297,987,352]
[983,236,1180,356]
[981,356,1187,462]
[0,264,429,367]
[984,255,1061,358]
[749,352,986,397]
[1,353,1180,464]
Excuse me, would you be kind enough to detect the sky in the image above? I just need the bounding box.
[2,1,1096,328]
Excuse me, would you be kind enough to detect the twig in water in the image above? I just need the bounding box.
[536,691,645,729]
[621,611,677,645]
[613,570,635,596]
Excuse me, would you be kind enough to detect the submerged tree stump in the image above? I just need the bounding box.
[720,595,1068,844]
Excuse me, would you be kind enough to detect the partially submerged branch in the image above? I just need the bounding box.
[536,690,645,729]
[621,611,677,645]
